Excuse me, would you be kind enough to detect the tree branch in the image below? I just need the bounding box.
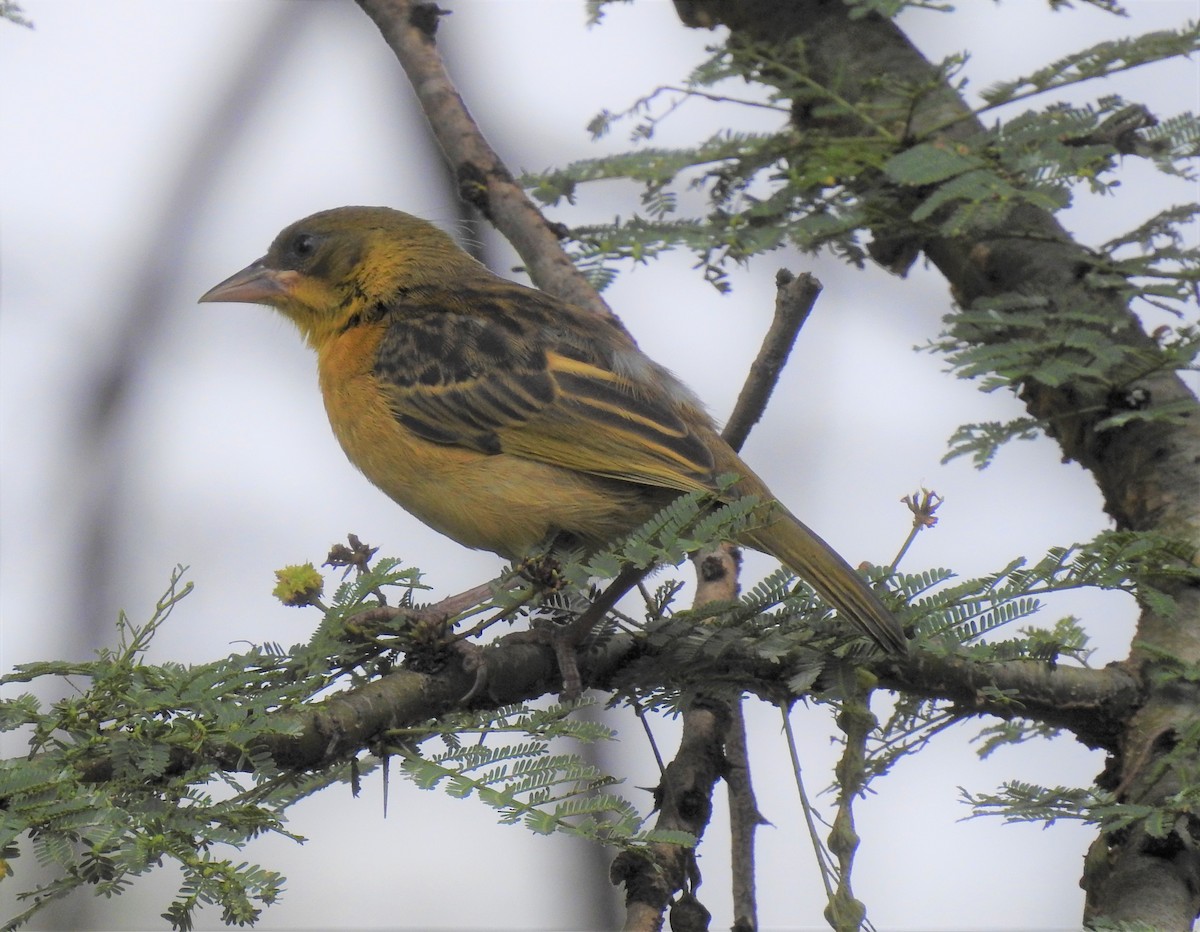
[723,269,821,452]
[69,620,1136,785]
[694,545,765,932]
[670,4,1199,921]
[878,653,1141,752]
[354,0,612,319]
[266,640,1136,767]
[615,694,730,932]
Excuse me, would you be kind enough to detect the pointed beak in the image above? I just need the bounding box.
[198,258,299,305]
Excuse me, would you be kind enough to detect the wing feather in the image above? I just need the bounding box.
[373,305,716,493]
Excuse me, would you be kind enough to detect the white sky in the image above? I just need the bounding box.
[2,1,1197,929]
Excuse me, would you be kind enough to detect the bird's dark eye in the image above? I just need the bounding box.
[291,233,317,259]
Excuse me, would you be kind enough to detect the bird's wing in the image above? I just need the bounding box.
[374,312,715,493]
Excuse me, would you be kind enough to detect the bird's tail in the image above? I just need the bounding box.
[746,509,908,655]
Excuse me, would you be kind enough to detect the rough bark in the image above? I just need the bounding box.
[672,2,1200,926]
[70,622,1139,787]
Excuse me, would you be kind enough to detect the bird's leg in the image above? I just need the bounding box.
[559,564,646,647]
[552,564,647,700]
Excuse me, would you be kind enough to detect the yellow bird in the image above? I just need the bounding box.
[200,207,906,654]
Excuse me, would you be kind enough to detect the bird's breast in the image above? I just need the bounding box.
[316,323,486,537]
[313,323,652,558]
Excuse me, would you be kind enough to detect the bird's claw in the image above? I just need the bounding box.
[451,639,489,704]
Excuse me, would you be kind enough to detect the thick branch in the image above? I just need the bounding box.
[878,653,1141,751]
[614,698,728,932]
[672,4,1200,923]
[171,626,1141,778]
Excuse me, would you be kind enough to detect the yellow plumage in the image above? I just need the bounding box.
[200,206,907,655]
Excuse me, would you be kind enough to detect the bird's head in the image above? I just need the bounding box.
[199,206,481,348]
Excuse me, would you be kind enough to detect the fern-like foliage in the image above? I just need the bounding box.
[859,530,1198,787]
[907,530,1198,653]
[961,726,1200,844]
[522,23,1196,288]
[569,476,762,582]
[934,297,1177,391]
[978,25,1200,109]
[0,561,430,931]
[522,18,1198,470]
[927,286,1199,465]
[959,781,1103,825]
[0,487,773,930]
[393,702,690,847]
[1100,202,1200,319]
[2,525,1194,927]
[942,417,1042,468]
[1,572,291,930]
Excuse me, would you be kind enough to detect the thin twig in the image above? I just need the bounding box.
[613,84,791,125]
[781,705,838,902]
[636,702,668,774]
[723,270,822,451]
[448,596,533,643]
